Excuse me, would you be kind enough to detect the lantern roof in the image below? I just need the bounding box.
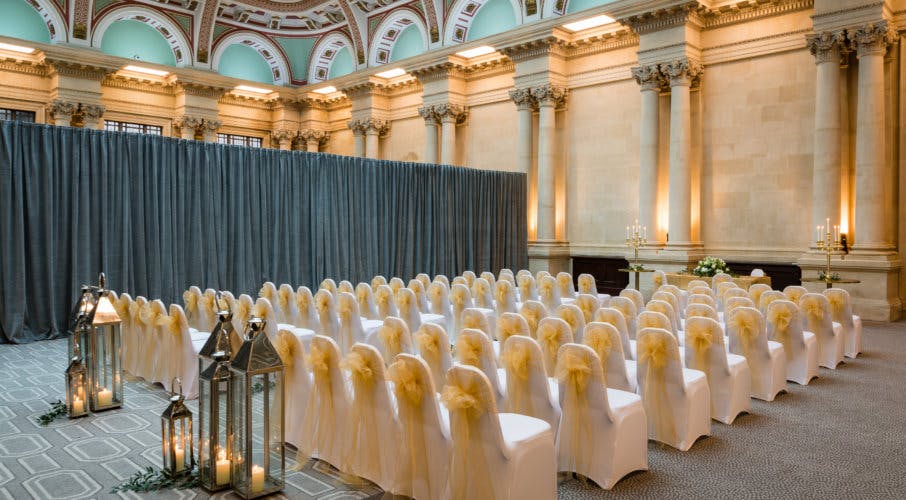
[231,330,283,374]
[199,354,231,381]
[199,320,235,360]
[161,394,192,420]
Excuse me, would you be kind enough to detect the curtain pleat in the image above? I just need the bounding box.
[0,121,528,343]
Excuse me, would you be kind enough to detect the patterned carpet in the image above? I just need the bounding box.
[1,322,905,499]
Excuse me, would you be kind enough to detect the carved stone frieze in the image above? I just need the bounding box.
[499,37,568,64]
[621,1,703,35]
[410,62,467,83]
[347,118,390,136]
[46,59,114,81]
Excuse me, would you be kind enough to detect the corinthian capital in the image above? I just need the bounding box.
[807,31,847,64]
[347,119,368,135]
[508,88,536,110]
[365,118,390,136]
[848,22,897,57]
[301,129,329,144]
[663,58,703,87]
[436,104,468,124]
[418,106,439,124]
[81,104,106,121]
[631,64,664,91]
[46,99,77,119]
[530,84,568,107]
[271,128,295,142]
[199,119,221,132]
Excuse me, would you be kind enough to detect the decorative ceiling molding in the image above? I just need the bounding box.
[499,35,569,63]
[0,58,49,77]
[102,74,175,94]
[619,1,703,35]
[46,59,116,80]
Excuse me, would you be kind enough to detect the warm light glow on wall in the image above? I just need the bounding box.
[561,14,616,32]
[122,65,169,77]
[657,206,669,241]
[375,67,407,79]
[455,46,496,58]
[234,85,273,95]
[313,86,337,94]
[0,42,36,54]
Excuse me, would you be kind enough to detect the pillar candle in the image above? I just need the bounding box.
[215,450,230,485]
[174,444,184,472]
[251,464,265,493]
[72,397,84,414]
[97,388,112,407]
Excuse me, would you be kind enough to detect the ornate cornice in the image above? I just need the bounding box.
[0,57,48,77]
[219,93,275,109]
[662,58,703,87]
[409,62,468,83]
[530,84,568,107]
[564,29,639,59]
[174,82,229,99]
[102,74,174,94]
[806,30,848,64]
[499,36,569,63]
[46,59,115,81]
[848,21,898,57]
[621,1,703,35]
[700,0,813,29]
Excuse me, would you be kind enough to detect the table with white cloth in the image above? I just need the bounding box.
[665,273,771,289]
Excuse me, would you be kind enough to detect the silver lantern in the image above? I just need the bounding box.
[198,351,232,491]
[198,293,239,375]
[161,378,195,475]
[85,273,123,412]
[68,285,94,361]
[65,337,89,419]
[229,317,285,499]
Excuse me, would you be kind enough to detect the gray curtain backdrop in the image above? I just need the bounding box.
[0,121,527,343]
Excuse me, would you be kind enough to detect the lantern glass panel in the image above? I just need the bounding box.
[161,395,194,475]
[229,328,285,499]
[87,292,123,411]
[66,356,89,418]
[198,358,232,491]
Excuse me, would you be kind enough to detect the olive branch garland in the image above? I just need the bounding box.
[35,399,67,426]
[110,466,200,493]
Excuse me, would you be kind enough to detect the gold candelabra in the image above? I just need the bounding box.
[815,217,844,281]
[625,219,647,268]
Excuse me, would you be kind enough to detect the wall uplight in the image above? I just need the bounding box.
[234,85,273,95]
[313,86,337,94]
[0,42,36,54]
[455,46,496,59]
[561,14,616,32]
[375,67,407,79]
[122,65,170,77]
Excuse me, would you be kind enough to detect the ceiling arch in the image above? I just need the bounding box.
[368,8,428,66]
[444,0,521,44]
[212,31,290,85]
[309,30,356,82]
[91,6,191,66]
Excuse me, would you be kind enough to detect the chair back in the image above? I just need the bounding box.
[583,322,632,392]
[276,284,298,325]
[686,279,709,291]
[592,308,633,358]
[685,303,719,322]
[337,292,369,353]
[452,276,467,287]
[314,290,340,345]
[638,310,673,337]
[683,316,730,383]
[251,298,281,341]
[652,291,682,322]
[460,271,476,287]
[783,285,807,304]
[498,270,516,287]
[653,270,667,289]
[232,294,254,334]
[387,277,405,294]
[396,288,424,333]
[690,285,716,300]
[556,272,577,299]
[748,283,772,306]
[480,271,497,290]
[536,270,552,282]
[450,284,476,340]
[635,327,684,443]
[274,328,310,448]
[608,296,638,340]
[536,317,574,376]
[555,343,613,471]
[758,290,786,315]
[163,304,195,396]
[409,279,430,313]
[687,293,717,310]
[519,300,548,338]
[725,307,772,395]
[766,300,805,355]
[799,293,834,336]
[712,273,733,289]
[461,308,492,339]
[455,328,503,400]
[199,289,218,333]
[555,304,586,343]
[373,316,414,364]
[182,286,202,330]
[319,278,338,297]
[374,284,400,319]
[645,300,678,334]
[427,281,454,332]
[725,296,756,317]
[494,280,519,315]
[371,275,388,289]
[414,323,454,390]
[572,294,600,324]
[259,281,280,315]
[338,280,355,296]
[294,287,320,331]
[824,288,855,330]
[538,275,562,311]
[471,278,494,310]
[517,273,539,302]
[619,288,645,313]
[415,273,433,292]
[500,336,559,430]
[355,283,380,320]
[497,312,530,344]
[300,335,350,468]
[577,273,597,295]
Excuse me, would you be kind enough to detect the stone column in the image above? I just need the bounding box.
[271,129,294,150]
[418,106,439,163]
[851,22,895,251]
[46,99,77,126]
[302,129,329,152]
[200,119,221,142]
[531,84,568,242]
[807,31,846,245]
[80,104,105,129]
[348,120,366,157]
[173,116,201,140]
[365,118,389,159]
[632,64,663,243]
[664,59,702,246]
[437,104,467,166]
[509,88,537,236]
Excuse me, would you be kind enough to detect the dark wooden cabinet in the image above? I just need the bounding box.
[572,257,630,296]
[725,261,802,291]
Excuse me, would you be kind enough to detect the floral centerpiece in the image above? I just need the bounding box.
[692,256,731,277]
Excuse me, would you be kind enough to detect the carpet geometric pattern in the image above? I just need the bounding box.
[1,322,905,499]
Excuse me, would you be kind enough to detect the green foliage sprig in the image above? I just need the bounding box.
[110,466,200,493]
[36,399,67,426]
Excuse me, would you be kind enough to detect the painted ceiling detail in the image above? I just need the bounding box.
[4,0,630,86]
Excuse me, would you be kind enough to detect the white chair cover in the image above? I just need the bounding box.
[494,280,520,315]
[556,272,577,300]
[573,294,601,324]
[387,355,452,500]
[128,297,148,378]
[690,285,716,300]
[389,277,406,294]
[577,273,610,304]
[455,328,505,402]
[535,317,574,377]
[799,293,845,369]
[685,303,720,323]
[398,288,445,333]
[320,278,339,297]
[294,287,321,331]
[824,288,862,358]
[452,276,468,287]
[538,275,562,312]
[414,323,454,390]
[315,290,342,346]
[461,308,495,342]
[619,289,644,315]
[687,293,717,311]
[371,316,415,364]
[496,312,530,345]
[440,365,556,500]
[517,274,540,303]
[555,304,586,343]
[609,296,638,340]
[653,270,667,290]
[472,278,495,310]
[273,329,311,448]
[555,343,647,489]
[783,285,807,305]
[748,283,772,307]
[725,307,787,400]
[409,279,430,313]
[518,300,548,339]
[645,300,680,336]
[371,275,388,289]
[231,294,254,336]
[276,284,298,326]
[499,336,561,431]
[434,274,451,289]
[427,281,454,333]
[653,289,683,321]
[182,286,202,331]
[113,294,134,375]
[259,282,281,319]
[498,269,516,286]
[635,327,710,451]
[661,284,686,311]
[299,336,351,470]
[254,297,315,347]
[355,283,381,321]
[374,284,400,320]
[198,289,218,334]
[686,280,710,292]
[725,296,756,319]
[338,280,355,296]
[479,271,497,291]
[766,300,819,385]
[338,291,382,353]
[415,273,433,293]
[162,304,199,398]
[593,308,635,361]
[535,270,552,282]
[141,299,167,383]
[712,273,733,289]
[583,322,636,392]
[342,344,400,492]
[683,317,750,424]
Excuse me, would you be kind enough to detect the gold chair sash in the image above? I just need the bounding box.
[183,291,197,314]
[768,307,793,352]
[379,323,405,361]
[500,342,532,415]
[684,322,713,379]
[555,350,593,476]
[537,322,562,375]
[455,335,482,367]
[441,377,493,500]
[637,334,677,443]
[584,331,612,370]
[299,343,334,464]
[278,288,292,313]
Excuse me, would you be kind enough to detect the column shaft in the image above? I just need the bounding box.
[639,87,660,241]
[853,48,887,250]
[668,82,691,245]
[425,121,438,163]
[307,139,319,152]
[441,117,456,165]
[536,101,556,241]
[365,130,379,159]
[353,131,365,157]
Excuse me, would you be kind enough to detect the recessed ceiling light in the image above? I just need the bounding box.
[234,85,273,94]
[0,42,35,54]
[561,14,615,32]
[313,86,337,94]
[122,65,169,77]
[375,67,407,79]
[455,45,496,58]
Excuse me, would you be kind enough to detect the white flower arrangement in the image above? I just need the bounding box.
[692,256,731,277]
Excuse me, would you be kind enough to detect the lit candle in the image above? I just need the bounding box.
[626,226,630,239]
[834,225,839,243]
[251,464,265,493]
[215,449,230,485]
[816,225,820,242]
[642,226,647,240]
[825,218,830,236]
[72,396,84,414]
[174,443,185,472]
[97,388,112,407]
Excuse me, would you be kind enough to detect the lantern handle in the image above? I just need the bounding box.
[171,377,183,398]
[97,272,107,290]
[215,291,229,312]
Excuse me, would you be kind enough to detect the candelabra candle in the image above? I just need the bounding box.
[815,217,845,283]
